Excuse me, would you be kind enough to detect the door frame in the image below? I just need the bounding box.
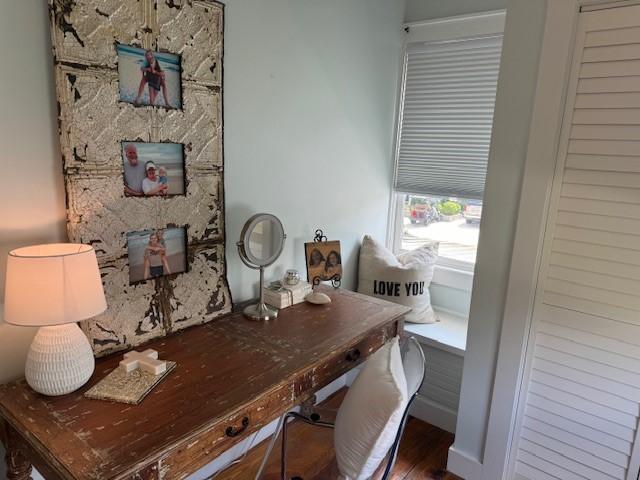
[477,1,636,479]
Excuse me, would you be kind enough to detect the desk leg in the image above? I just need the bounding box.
[2,421,32,480]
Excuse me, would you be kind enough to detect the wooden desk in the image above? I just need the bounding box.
[0,288,408,480]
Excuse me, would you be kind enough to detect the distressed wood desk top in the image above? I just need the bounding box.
[0,288,408,480]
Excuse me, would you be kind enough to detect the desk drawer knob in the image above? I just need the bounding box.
[346,348,361,362]
[226,416,249,437]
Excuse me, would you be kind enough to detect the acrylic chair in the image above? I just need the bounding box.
[279,336,426,480]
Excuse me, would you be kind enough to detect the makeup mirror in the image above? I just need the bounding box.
[237,213,286,320]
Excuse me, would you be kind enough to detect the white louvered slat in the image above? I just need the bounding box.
[535,344,640,389]
[578,76,640,93]
[583,43,640,62]
[575,92,640,108]
[573,108,640,125]
[585,25,640,47]
[527,392,636,442]
[550,251,640,282]
[533,355,640,403]
[543,290,640,327]
[580,59,640,78]
[559,196,640,220]
[515,461,564,480]
[536,318,640,364]
[555,210,640,236]
[554,224,640,251]
[525,404,633,455]
[528,381,637,430]
[538,304,640,351]
[530,366,637,416]
[570,125,640,141]
[565,153,640,172]
[518,437,621,480]
[568,139,640,156]
[523,415,629,467]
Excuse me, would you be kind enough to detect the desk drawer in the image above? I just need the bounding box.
[307,320,401,395]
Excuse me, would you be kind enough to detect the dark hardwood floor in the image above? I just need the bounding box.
[217,388,462,480]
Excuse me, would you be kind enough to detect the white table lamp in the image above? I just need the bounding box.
[4,243,107,396]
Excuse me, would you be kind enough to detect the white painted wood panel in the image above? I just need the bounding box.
[578,75,640,93]
[525,404,633,455]
[573,107,640,124]
[571,125,640,141]
[512,5,640,479]
[585,25,640,47]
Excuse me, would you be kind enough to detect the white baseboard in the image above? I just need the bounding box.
[409,395,457,433]
[447,445,484,480]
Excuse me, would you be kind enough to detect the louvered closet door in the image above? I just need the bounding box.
[513,5,640,480]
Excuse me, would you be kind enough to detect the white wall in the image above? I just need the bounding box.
[0,2,67,383]
[449,0,548,477]
[224,0,405,300]
[405,0,507,23]
[0,0,405,477]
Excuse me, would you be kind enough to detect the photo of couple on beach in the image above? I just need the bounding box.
[127,227,187,283]
[122,142,185,197]
[117,44,182,109]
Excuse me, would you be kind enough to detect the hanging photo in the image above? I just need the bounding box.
[305,240,342,285]
[117,44,182,109]
[121,142,185,197]
[127,227,188,284]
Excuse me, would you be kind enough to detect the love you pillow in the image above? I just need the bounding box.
[358,235,438,324]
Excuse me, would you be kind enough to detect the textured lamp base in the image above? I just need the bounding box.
[25,324,95,396]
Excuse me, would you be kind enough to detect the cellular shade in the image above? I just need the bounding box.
[395,35,503,199]
[4,244,107,327]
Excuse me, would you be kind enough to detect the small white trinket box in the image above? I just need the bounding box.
[264,281,313,309]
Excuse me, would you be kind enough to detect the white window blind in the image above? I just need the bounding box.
[395,35,503,199]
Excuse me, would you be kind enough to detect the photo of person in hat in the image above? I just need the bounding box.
[142,161,168,196]
[122,142,185,198]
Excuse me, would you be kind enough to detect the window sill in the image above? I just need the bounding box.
[404,308,467,356]
[432,264,474,292]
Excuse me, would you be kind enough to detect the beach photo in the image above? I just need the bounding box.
[127,227,188,284]
[305,240,342,284]
[122,142,185,197]
[117,44,182,109]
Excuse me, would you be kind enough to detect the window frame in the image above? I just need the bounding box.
[386,10,506,290]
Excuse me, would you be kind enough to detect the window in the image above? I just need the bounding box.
[390,13,504,274]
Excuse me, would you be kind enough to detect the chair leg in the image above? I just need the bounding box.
[280,411,334,480]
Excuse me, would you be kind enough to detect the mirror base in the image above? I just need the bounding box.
[243,302,279,321]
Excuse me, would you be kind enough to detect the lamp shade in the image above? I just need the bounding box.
[4,243,107,327]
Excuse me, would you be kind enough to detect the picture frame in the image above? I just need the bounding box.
[305,240,343,287]
[116,44,183,110]
[121,142,186,197]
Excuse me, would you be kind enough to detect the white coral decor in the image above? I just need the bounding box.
[25,324,95,396]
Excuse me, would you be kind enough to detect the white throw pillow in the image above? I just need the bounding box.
[334,337,408,480]
[358,235,438,324]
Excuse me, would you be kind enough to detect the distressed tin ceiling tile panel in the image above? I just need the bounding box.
[57,68,152,173]
[156,0,223,86]
[49,0,231,357]
[170,244,231,330]
[50,0,147,67]
[157,85,223,170]
[80,258,165,356]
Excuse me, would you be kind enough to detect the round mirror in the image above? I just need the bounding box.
[237,213,286,321]
[239,213,285,267]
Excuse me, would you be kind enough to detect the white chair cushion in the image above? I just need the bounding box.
[334,337,408,480]
[358,235,439,324]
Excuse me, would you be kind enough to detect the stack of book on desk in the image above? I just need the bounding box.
[264,281,313,309]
